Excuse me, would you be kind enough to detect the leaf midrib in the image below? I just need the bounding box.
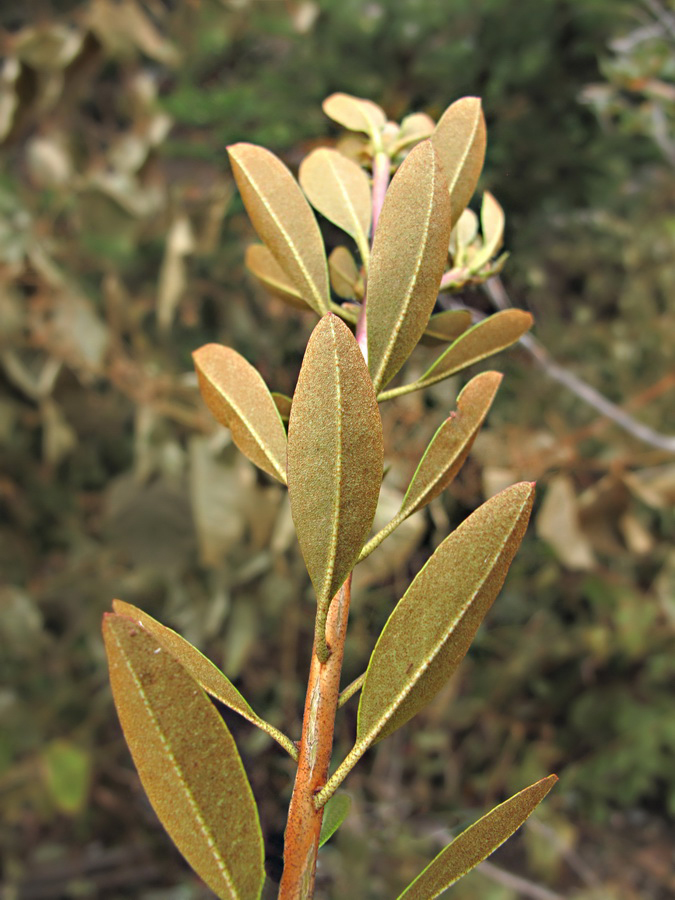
[215,380,286,483]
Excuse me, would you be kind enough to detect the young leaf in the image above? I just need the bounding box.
[193,343,288,484]
[356,482,535,747]
[399,372,502,518]
[287,314,383,657]
[329,246,362,300]
[319,793,352,847]
[112,600,298,760]
[228,143,330,315]
[245,244,312,312]
[322,92,387,143]
[397,775,558,899]
[420,309,473,346]
[299,148,371,264]
[391,112,436,154]
[469,191,505,273]
[103,614,265,900]
[431,97,487,228]
[366,140,452,393]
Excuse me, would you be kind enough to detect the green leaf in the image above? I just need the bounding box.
[431,97,487,228]
[356,482,535,747]
[397,775,558,899]
[319,793,352,847]
[103,614,265,900]
[420,309,473,346]
[245,244,313,312]
[193,343,288,484]
[322,92,387,143]
[366,140,452,393]
[469,191,505,273]
[43,740,91,814]
[112,600,298,760]
[329,246,361,300]
[400,372,502,518]
[300,148,371,264]
[228,143,329,315]
[287,314,383,658]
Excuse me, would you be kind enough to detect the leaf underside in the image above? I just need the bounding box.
[319,793,352,847]
[322,92,387,141]
[420,309,473,346]
[245,244,312,312]
[431,97,487,229]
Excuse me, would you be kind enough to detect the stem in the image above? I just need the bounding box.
[337,671,366,709]
[278,576,352,900]
[355,151,390,362]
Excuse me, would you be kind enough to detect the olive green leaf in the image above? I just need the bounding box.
[299,148,371,264]
[469,191,505,273]
[329,246,362,300]
[397,775,558,899]
[287,314,383,660]
[400,372,502,518]
[112,600,298,760]
[366,140,453,393]
[228,143,329,315]
[245,244,312,312]
[357,482,535,747]
[322,92,387,144]
[103,613,265,900]
[271,392,292,423]
[193,343,287,484]
[420,309,473,346]
[431,97,487,228]
[319,793,352,847]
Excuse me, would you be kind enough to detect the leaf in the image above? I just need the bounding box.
[228,143,329,315]
[329,246,362,300]
[400,372,502,518]
[392,112,436,153]
[287,314,383,654]
[322,93,387,142]
[193,343,288,484]
[245,244,312,312]
[356,482,535,747]
[420,309,473,346]
[299,149,371,263]
[366,141,452,393]
[410,310,533,394]
[431,97,487,228]
[112,600,298,760]
[469,191,505,273]
[319,793,352,847]
[272,392,293,423]
[103,614,265,900]
[397,775,558,899]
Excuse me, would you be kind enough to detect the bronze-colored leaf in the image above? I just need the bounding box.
[193,343,287,484]
[271,392,293,423]
[318,793,352,847]
[112,600,298,760]
[329,246,362,300]
[431,97,487,228]
[299,149,371,263]
[287,314,383,657]
[228,143,329,314]
[245,244,312,312]
[366,140,452,393]
[400,372,502,518]
[356,483,535,747]
[103,614,265,900]
[397,776,558,899]
[391,112,436,153]
[469,191,505,272]
[420,309,473,346]
[322,93,387,142]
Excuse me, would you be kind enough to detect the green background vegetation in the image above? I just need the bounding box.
[1,1,673,897]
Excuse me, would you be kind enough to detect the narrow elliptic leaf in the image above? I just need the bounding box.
[112,600,298,760]
[397,775,558,899]
[271,392,292,423]
[319,793,352,847]
[245,244,312,312]
[367,141,452,393]
[413,310,533,392]
[469,191,505,273]
[287,314,383,618]
[400,372,502,518]
[193,343,287,484]
[329,246,361,300]
[103,614,265,900]
[392,112,436,153]
[420,309,473,346]
[299,149,371,262]
[228,143,329,315]
[322,93,387,142]
[431,97,487,228]
[356,482,535,747]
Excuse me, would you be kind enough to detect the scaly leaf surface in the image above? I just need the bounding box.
[329,246,361,300]
[193,343,287,484]
[431,97,487,228]
[420,309,473,346]
[103,614,265,900]
[397,775,558,899]
[318,793,352,848]
[228,143,329,314]
[245,244,311,312]
[322,93,387,142]
[366,141,452,393]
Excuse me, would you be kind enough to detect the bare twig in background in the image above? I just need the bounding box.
[483,277,675,454]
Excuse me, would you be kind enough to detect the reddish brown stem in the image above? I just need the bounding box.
[278,575,352,899]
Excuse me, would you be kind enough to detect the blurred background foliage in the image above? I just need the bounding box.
[1,1,674,898]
